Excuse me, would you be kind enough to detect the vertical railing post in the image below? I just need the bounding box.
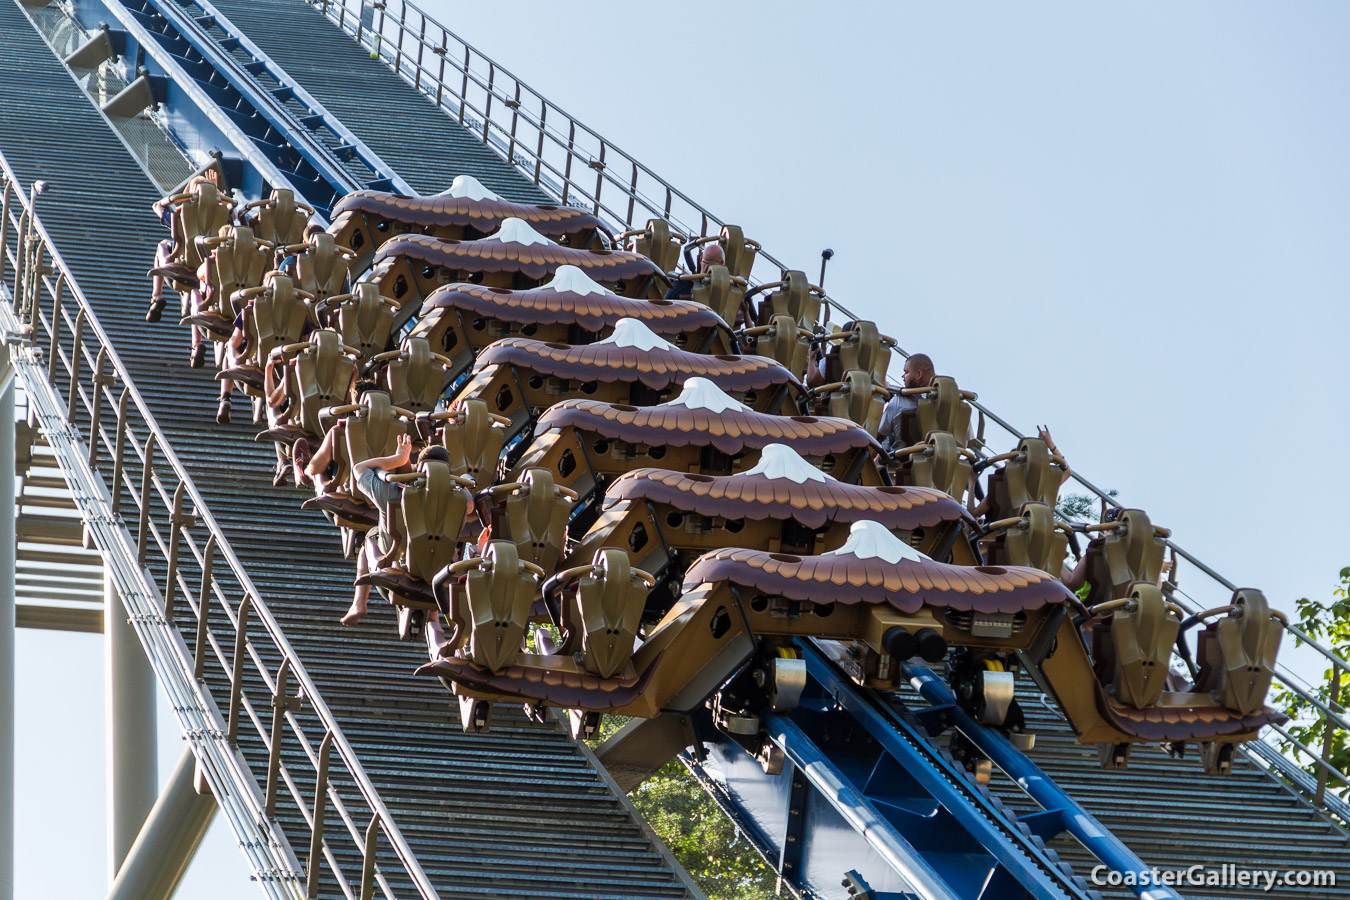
[45,272,63,383]
[458,47,469,124]
[561,122,575,206]
[358,816,378,900]
[24,241,46,325]
[305,732,334,899]
[1315,664,1342,807]
[0,181,12,289]
[66,307,86,421]
[109,388,131,517]
[225,596,252,744]
[135,431,157,566]
[192,535,215,680]
[163,483,189,621]
[627,162,639,228]
[87,348,111,468]
[11,211,27,321]
[392,3,406,74]
[433,34,447,107]
[505,83,521,165]
[533,103,546,186]
[592,143,606,217]
[412,16,425,90]
[482,63,495,146]
[264,658,295,818]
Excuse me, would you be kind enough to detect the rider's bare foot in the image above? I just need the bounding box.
[340,601,366,626]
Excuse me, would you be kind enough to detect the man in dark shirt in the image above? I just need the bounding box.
[663,241,725,300]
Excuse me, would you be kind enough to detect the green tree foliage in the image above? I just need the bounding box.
[1055,489,1118,523]
[592,717,777,899]
[1273,567,1350,796]
[628,760,779,900]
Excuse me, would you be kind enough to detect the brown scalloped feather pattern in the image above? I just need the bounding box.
[682,547,1071,613]
[374,234,664,282]
[607,468,971,530]
[1095,692,1286,741]
[474,338,797,391]
[536,400,881,456]
[423,283,726,333]
[332,190,607,237]
[415,651,661,710]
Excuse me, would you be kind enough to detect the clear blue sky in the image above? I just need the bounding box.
[16,2,1350,896]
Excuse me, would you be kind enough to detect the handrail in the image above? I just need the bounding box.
[310,0,1350,808]
[0,153,440,897]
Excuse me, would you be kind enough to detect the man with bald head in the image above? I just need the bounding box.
[663,241,725,300]
[877,352,935,451]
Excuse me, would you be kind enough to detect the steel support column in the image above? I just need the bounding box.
[106,748,217,900]
[104,571,156,882]
[0,343,16,900]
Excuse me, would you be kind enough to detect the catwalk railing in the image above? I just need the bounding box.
[310,0,1350,814]
[0,155,439,898]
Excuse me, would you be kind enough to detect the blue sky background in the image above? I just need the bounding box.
[15,2,1350,896]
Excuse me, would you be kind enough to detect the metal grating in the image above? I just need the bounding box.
[20,0,197,193]
[208,0,551,203]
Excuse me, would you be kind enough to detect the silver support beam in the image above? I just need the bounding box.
[0,342,15,900]
[104,571,156,883]
[107,748,217,900]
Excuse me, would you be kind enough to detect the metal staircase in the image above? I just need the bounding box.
[0,1,700,896]
[2,1,1348,899]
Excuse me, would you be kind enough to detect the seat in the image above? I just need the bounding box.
[439,541,542,673]
[434,399,509,488]
[814,368,889,433]
[174,180,234,275]
[288,231,354,301]
[717,225,759,279]
[980,502,1068,576]
[896,376,974,449]
[891,431,974,503]
[742,268,823,333]
[1075,509,1168,606]
[303,390,413,535]
[559,549,652,678]
[626,218,682,273]
[317,282,398,364]
[188,225,273,337]
[222,274,316,393]
[1098,582,1182,709]
[363,461,474,608]
[982,438,1066,522]
[245,189,312,248]
[833,320,893,386]
[477,467,576,574]
[686,264,746,326]
[1192,589,1283,716]
[261,329,359,442]
[368,336,453,414]
[739,314,811,377]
